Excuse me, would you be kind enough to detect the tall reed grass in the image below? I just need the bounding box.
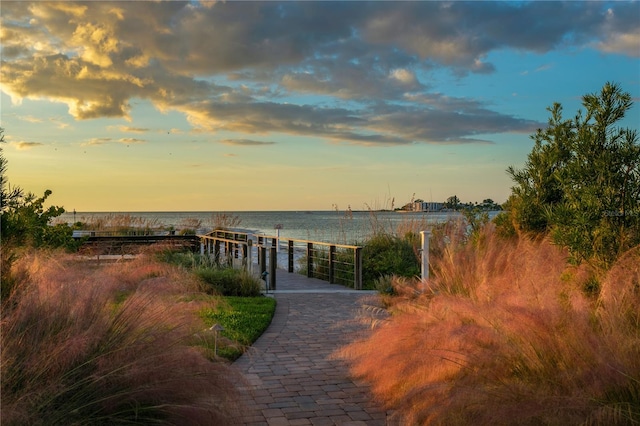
[69,213,165,232]
[1,251,244,425]
[337,222,640,425]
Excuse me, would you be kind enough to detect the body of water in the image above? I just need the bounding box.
[59,210,472,244]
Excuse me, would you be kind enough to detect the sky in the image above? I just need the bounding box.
[1,1,639,212]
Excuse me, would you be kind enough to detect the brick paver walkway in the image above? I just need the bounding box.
[233,271,393,425]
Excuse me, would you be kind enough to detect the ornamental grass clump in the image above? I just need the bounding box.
[337,223,640,425]
[1,252,244,426]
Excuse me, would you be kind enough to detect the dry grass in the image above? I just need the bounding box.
[70,213,165,231]
[208,213,242,230]
[1,251,245,425]
[337,223,640,425]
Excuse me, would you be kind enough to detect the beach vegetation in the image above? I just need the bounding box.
[69,213,165,235]
[337,83,640,424]
[1,252,244,425]
[195,267,263,297]
[157,248,263,296]
[337,223,640,425]
[1,128,78,298]
[502,82,640,269]
[209,212,243,230]
[362,233,419,287]
[156,249,218,269]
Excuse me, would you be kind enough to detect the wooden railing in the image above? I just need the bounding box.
[198,231,363,290]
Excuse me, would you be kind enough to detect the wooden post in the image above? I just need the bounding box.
[260,246,267,277]
[246,240,253,273]
[288,240,294,273]
[354,247,362,290]
[226,241,233,266]
[269,247,276,290]
[329,245,336,284]
[214,240,220,264]
[242,242,248,267]
[307,242,313,278]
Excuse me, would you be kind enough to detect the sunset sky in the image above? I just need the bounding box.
[1,1,639,212]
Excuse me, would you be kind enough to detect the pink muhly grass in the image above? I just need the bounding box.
[1,251,243,425]
[337,224,640,425]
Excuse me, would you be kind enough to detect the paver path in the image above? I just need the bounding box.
[233,271,393,425]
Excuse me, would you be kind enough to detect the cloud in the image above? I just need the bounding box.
[116,125,150,133]
[118,138,145,144]
[49,117,70,129]
[83,137,113,146]
[220,139,276,146]
[18,115,43,123]
[0,1,634,147]
[596,31,640,57]
[595,3,640,57]
[13,141,44,150]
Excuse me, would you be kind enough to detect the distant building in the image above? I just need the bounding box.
[412,201,444,212]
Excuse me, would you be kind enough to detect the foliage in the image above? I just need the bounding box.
[196,266,263,297]
[462,207,490,244]
[362,233,420,287]
[157,249,218,269]
[71,213,165,234]
[198,296,276,361]
[209,212,242,230]
[337,225,640,425]
[445,195,460,210]
[1,129,73,250]
[0,128,22,213]
[1,128,78,298]
[1,252,243,425]
[157,246,262,296]
[2,190,72,247]
[505,82,640,268]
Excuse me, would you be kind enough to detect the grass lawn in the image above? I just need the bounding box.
[199,296,277,361]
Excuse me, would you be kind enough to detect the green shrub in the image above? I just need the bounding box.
[196,267,262,297]
[157,250,217,269]
[505,82,640,269]
[362,233,419,287]
[372,274,396,295]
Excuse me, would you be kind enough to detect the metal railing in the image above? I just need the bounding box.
[198,231,364,290]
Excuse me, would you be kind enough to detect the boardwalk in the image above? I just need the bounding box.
[233,270,393,426]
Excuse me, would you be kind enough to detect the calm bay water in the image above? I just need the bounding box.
[59,210,466,244]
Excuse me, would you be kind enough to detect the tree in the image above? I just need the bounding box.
[504,82,640,268]
[0,128,74,249]
[1,128,79,298]
[445,195,460,210]
[0,128,23,216]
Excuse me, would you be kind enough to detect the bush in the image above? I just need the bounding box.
[1,252,244,425]
[157,249,218,269]
[196,267,262,297]
[505,82,640,268]
[362,233,420,287]
[337,225,640,425]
